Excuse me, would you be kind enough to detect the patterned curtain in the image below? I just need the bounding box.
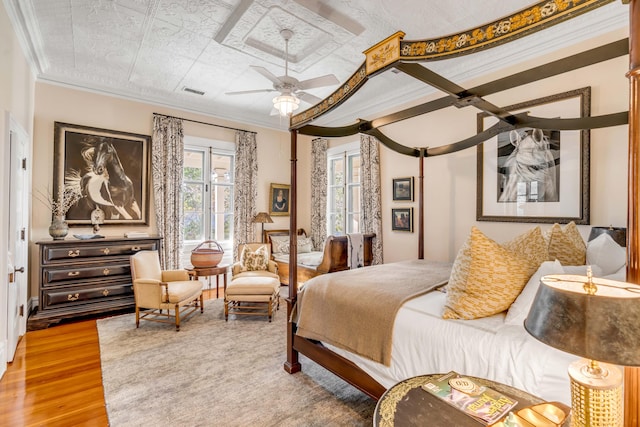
[310,138,328,250]
[233,131,258,259]
[151,115,184,269]
[360,134,384,265]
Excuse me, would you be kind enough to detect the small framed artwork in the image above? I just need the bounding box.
[392,208,413,232]
[393,177,414,201]
[269,183,290,216]
[53,122,150,225]
[477,87,590,224]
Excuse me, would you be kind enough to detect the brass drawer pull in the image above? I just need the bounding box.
[102,289,110,296]
[103,268,110,275]
[67,271,80,277]
[67,293,79,301]
[102,248,110,255]
[68,250,80,257]
[131,246,141,252]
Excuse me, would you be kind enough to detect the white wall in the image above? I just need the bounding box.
[0,1,36,377]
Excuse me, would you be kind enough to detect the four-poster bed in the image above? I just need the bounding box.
[282,0,639,423]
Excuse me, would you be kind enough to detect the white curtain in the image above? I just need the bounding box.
[151,115,184,269]
[310,138,328,250]
[360,134,383,265]
[233,131,258,259]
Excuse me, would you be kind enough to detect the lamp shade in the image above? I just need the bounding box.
[273,94,300,116]
[253,212,273,224]
[524,274,640,367]
[588,226,626,247]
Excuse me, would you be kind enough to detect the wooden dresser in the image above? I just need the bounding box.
[28,236,162,330]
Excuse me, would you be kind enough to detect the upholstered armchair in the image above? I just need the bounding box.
[226,243,280,321]
[231,243,279,278]
[130,250,204,331]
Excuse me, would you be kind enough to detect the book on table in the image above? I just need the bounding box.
[421,371,518,425]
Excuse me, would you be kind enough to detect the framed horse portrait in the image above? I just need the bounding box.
[476,87,590,224]
[53,122,151,225]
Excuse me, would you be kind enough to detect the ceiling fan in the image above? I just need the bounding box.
[225,28,339,116]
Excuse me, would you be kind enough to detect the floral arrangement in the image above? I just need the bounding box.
[36,183,83,219]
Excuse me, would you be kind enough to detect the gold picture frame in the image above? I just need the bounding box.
[269,183,290,216]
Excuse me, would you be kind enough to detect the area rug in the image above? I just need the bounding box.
[97,295,375,426]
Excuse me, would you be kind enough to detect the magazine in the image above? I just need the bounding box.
[421,371,518,425]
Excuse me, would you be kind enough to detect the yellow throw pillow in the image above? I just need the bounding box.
[545,222,586,265]
[443,227,530,320]
[502,226,549,277]
[240,245,269,271]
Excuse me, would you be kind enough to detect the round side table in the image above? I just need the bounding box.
[374,374,560,427]
[186,264,229,299]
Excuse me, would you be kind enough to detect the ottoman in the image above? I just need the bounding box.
[224,274,280,322]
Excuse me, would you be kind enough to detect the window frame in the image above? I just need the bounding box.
[327,141,361,236]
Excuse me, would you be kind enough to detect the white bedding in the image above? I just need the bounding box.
[273,251,324,267]
[324,290,575,405]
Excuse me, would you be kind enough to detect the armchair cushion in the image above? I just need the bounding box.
[165,280,203,304]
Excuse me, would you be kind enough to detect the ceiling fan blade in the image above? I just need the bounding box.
[297,74,339,90]
[296,91,323,105]
[225,88,276,95]
[250,65,282,85]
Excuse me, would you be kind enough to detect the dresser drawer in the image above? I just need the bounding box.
[42,261,131,285]
[42,281,133,309]
[42,240,159,263]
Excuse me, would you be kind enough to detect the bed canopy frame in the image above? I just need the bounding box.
[282,1,640,424]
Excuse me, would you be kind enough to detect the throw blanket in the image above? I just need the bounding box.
[295,259,452,366]
[347,233,364,268]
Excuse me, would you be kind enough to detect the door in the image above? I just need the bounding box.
[7,120,29,361]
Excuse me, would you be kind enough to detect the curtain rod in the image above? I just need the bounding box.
[153,112,256,134]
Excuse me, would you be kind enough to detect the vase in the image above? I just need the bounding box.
[49,216,69,240]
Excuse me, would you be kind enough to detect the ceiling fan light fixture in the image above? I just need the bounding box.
[273,94,300,116]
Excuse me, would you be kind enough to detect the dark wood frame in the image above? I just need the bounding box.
[392,177,414,201]
[282,2,640,419]
[53,122,150,225]
[476,88,590,224]
[391,208,413,232]
[269,183,290,216]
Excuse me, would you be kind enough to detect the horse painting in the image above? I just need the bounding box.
[66,138,141,220]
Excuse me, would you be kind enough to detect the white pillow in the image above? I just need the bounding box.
[270,235,290,254]
[505,260,564,326]
[586,233,626,276]
[603,265,626,282]
[298,236,313,253]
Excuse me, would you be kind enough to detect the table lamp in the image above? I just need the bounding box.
[524,269,640,427]
[253,212,273,242]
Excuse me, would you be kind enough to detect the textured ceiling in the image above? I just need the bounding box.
[5,0,629,130]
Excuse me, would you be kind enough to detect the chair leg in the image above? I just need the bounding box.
[224,298,229,321]
[175,303,181,331]
[135,306,140,328]
[268,298,273,322]
[199,294,204,313]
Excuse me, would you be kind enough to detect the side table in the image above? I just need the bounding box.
[373,374,568,427]
[186,264,229,299]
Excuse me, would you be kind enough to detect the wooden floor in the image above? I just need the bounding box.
[0,288,218,427]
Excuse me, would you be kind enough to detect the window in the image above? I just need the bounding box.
[183,137,235,267]
[327,142,361,235]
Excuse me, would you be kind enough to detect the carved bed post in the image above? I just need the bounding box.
[285,128,301,374]
[418,148,425,259]
[626,1,640,424]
